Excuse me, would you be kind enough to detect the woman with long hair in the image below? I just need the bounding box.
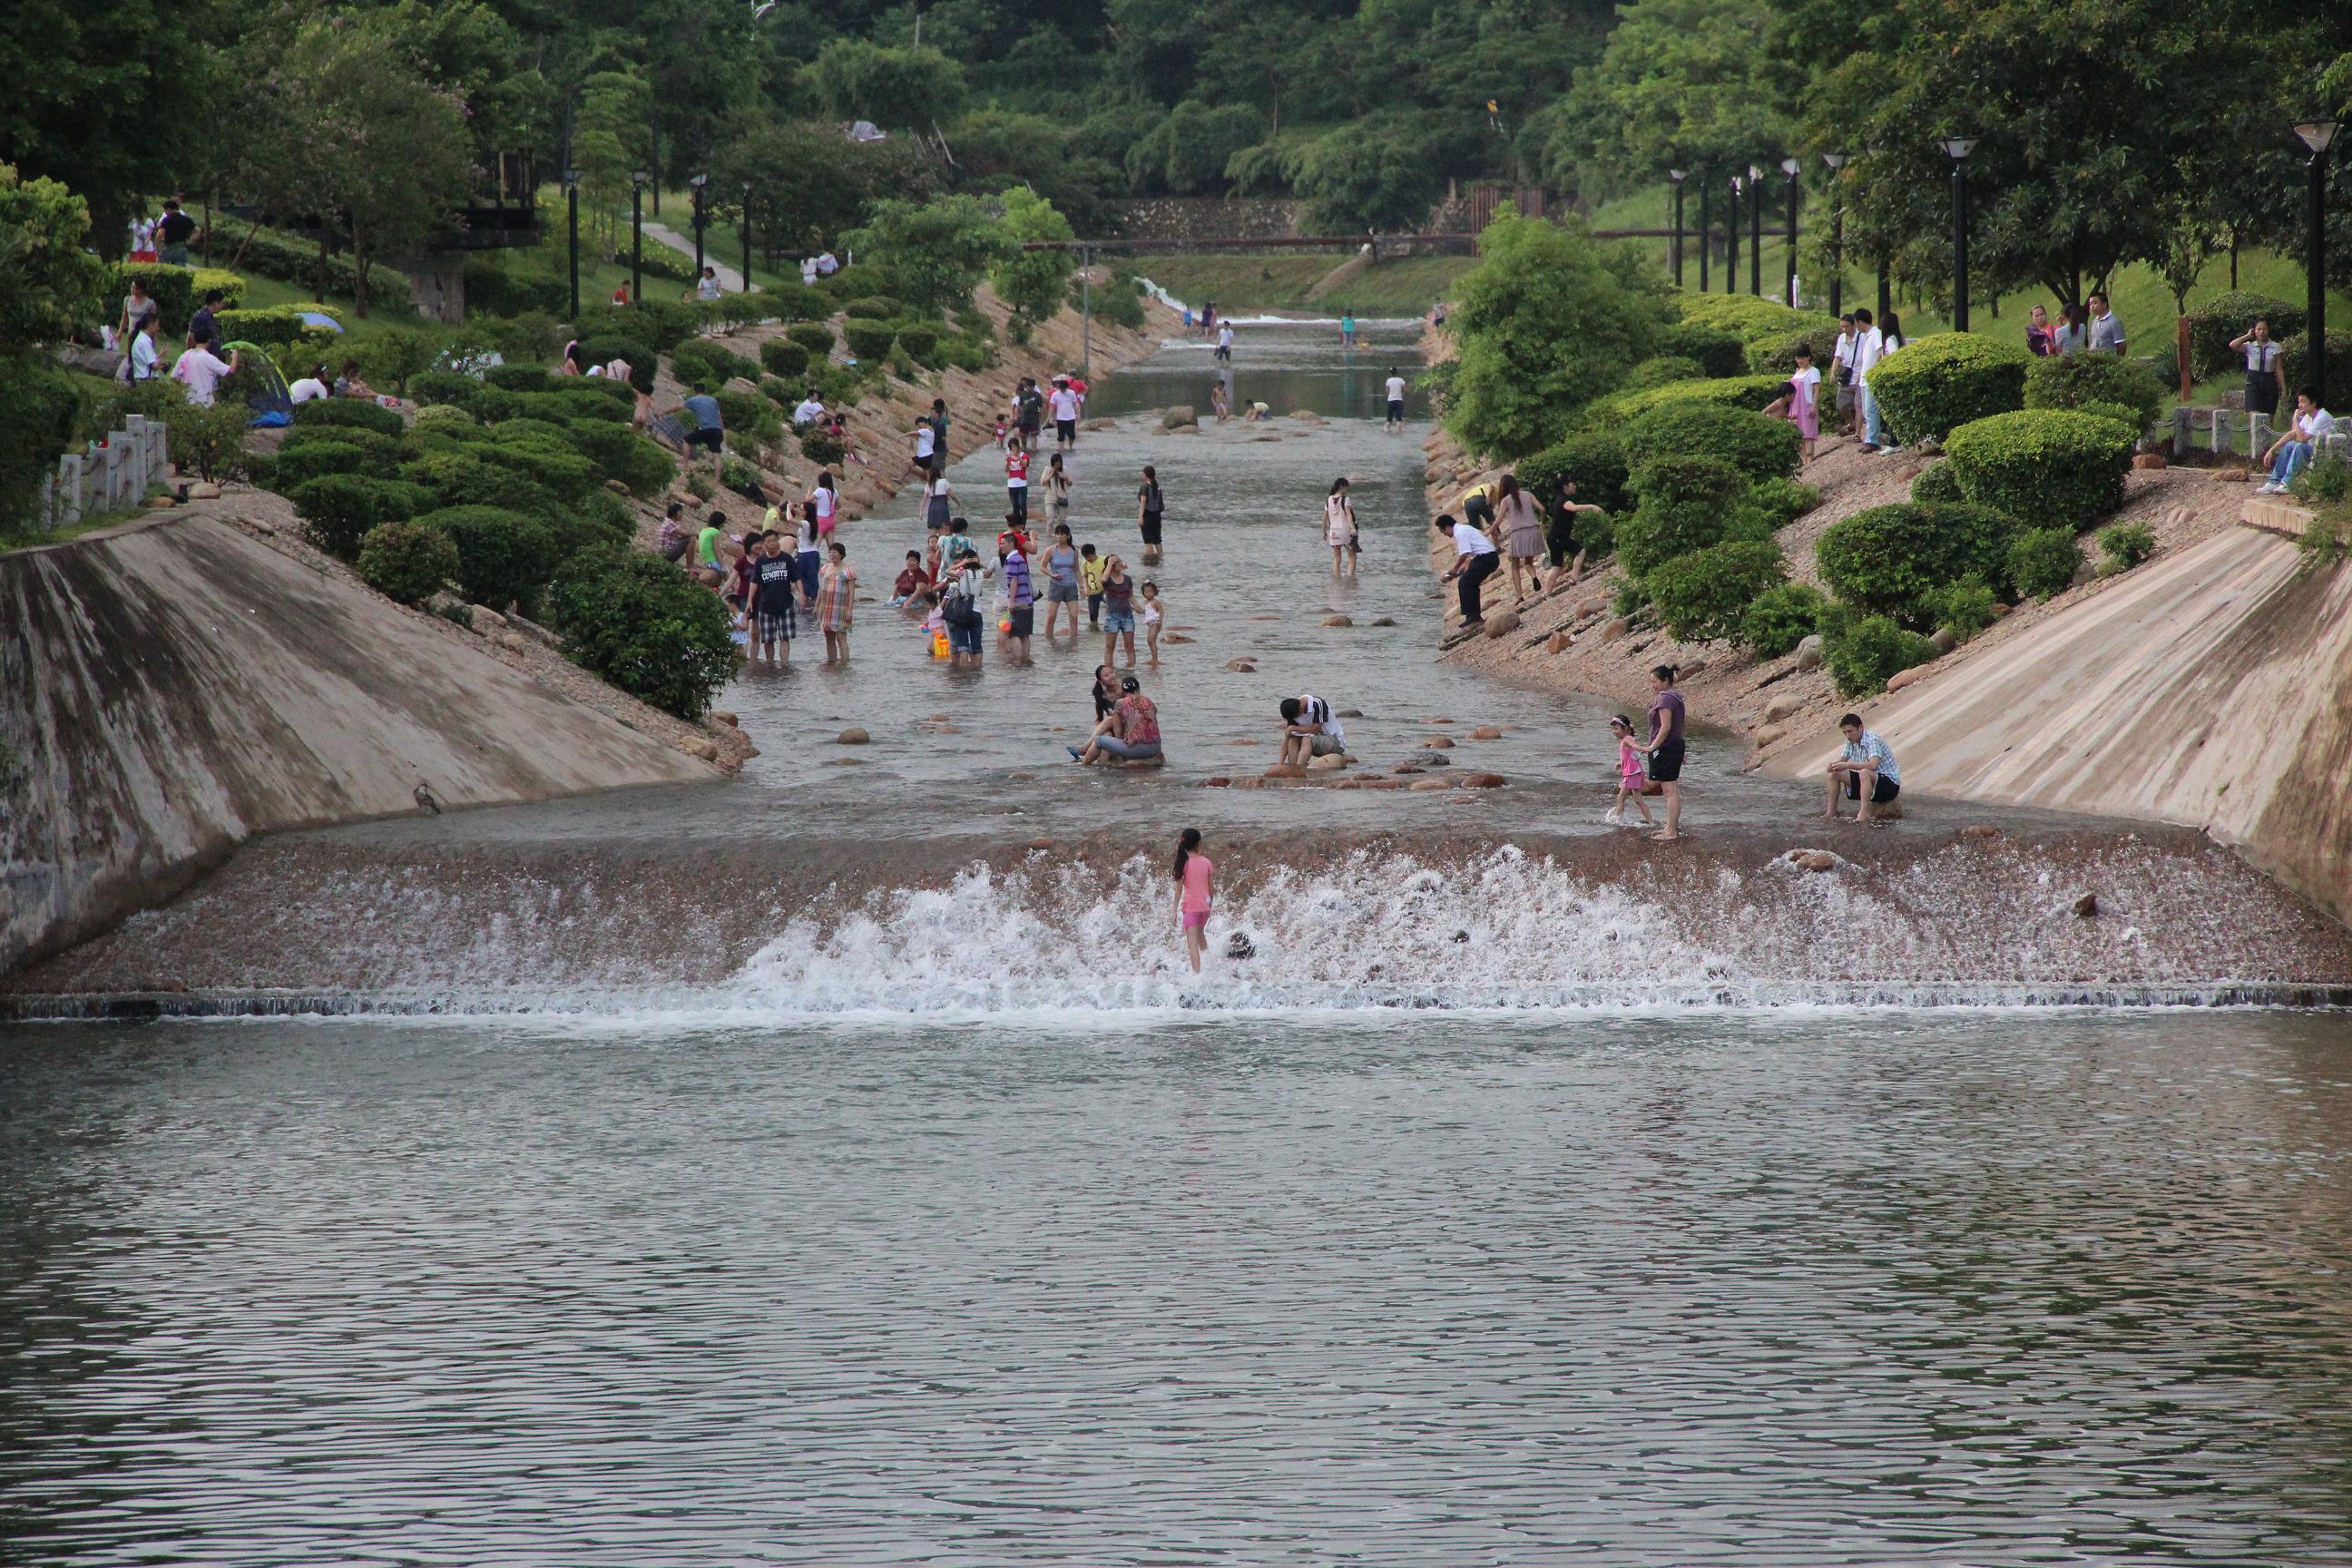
[1494,472,1545,603]
[817,541,857,663]
[1322,477,1357,576]
[1173,828,1213,974]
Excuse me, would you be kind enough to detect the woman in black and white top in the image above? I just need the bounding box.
[2230,319,2286,419]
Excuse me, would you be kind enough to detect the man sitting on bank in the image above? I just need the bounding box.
[1825,713,1900,823]
[1277,695,1347,766]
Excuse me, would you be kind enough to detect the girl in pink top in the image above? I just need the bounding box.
[1174,828,1213,973]
[1606,715,1655,828]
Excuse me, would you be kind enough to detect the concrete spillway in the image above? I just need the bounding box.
[1769,513,2352,927]
[1,513,719,974]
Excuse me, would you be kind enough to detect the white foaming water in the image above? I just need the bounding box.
[1136,275,1421,332]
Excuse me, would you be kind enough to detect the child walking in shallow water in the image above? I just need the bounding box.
[1140,580,1164,664]
[1605,715,1656,828]
[1174,828,1213,974]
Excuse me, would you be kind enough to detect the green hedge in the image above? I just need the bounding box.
[292,397,404,437]
[1621,403,1800,484]
[1945,409,2134,534]
[416,505,554,619]
[289,475,431,560]
[463,256,569,318]
[2023,352,2165,431]
[1624,355,1705,391]
[260,440,375,492]
[548,553,737,720]
[1822,608,1938,699]
[1645,539,1788,643]
[755,279,831,322]
[1738,583,1825,658]
[2184,291,2304,379]
[213,303,342,352]
[1515,431,1630,514]
[1617,456,1765,577]
[1749,476,1820,528]
[671,339,760,393]
[2009,526,2082,599]
[1673,294,1827,348]
[564,420,676,496]
[896,323,941,366]
[111,264,247,334]
[208,216,414,314]
[514,387,632,426]
[357,519,458,604]
[1583,374,1790,427]
[484,364,554,394]
[2280,328,2352,407]
[281,425,402,469]
[1865,334,2028,445]
[841,318,897,361]
[1817,501,2026,625]
[786,322,837,358]
[842,295,903,319]
[400,452,562,522]
[760,338,811,378]
[1654,322,1748,378]
[1909,460,1964,505]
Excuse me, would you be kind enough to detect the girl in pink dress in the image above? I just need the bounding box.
[1780,344,1822,463]
[1174,828,1213,974]
[1605,716,1656,828]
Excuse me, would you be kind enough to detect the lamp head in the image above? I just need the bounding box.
[1748,163,1764,181]
[562,168,580,187]
[690,172,710,190]
[1822,152,1847,170]
[1670,168,1686,183]
[1942,136,1978,161]
[2294,120,2340,153]
[1779,157,1799,177]
[631,171,649,188]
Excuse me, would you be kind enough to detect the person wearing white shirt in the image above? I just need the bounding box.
[2229,319,2286,419]
[1215,322,1234,363]
[1858,310,1905,453]
[695,267,722,303]
[287,370,330,403]
[1830,315,1858,435]
[1436,512,1501,628]
[791,393,825,427]
[816,250,838,276]
[1048,378,1082,449]
[799,256,818,287]
[1278,694,1348,764]
[125,320,162,383]
[2259,389,2337,493]
[170,343,238,407]
[1383,368,1408,431]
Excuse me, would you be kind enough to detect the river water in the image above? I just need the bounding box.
[6,325,2352,1563]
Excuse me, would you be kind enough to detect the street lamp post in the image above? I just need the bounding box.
[630,171,648,305]
[2295,119,2338,401]
[1698,176,1712,292]
[564,168,581,322]
[1670,169,1687,287]
[1943,137,1977,332]
[741,181,755,294]
[690,172,710,281]
[1748,164,1765,296]
[1780,157,1800,308]
[1821,153,1847,316]
[1726,175,1740,295]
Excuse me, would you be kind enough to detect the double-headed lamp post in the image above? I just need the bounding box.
[1748,163,1765,296]
[690,172,710,280]
[1670,168,1688,287]
[563,167,581,321]
[630,170,649,305]
[2295,119,2338,401]
[1942,136,1977,332]
[1780,157,1800,308]
[1821,152,1847,317]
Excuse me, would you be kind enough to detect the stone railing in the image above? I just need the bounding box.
[2169,407,2352,464]
[44,416,169,530]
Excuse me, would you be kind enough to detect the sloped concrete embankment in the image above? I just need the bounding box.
[1766,517,2352,927]
[1,514,720,975]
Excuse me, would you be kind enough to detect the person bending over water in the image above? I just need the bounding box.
[1071,674,1161,765]
[1436,513,1499,629]
[1277,696,1346,765]
[1173,828,1214,975]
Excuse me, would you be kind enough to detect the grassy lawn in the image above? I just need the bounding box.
[1129,253,1475,317]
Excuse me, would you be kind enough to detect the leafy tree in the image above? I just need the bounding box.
[0,166,107,534]
[1446,212,1666,458]
[991,187,1074,324]
[1124,103,1267,195]
[1550,0,1796,195]
[1285,113,1462,231]
[800,39,969,130]
[844,195,1011,315]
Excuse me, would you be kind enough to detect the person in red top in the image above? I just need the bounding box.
[1004,443,1031,524]
[892,550,933,604]
[611,282,632,306]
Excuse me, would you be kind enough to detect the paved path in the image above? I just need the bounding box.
[640,222,746,293]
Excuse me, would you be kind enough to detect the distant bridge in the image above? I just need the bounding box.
[1019,229,1674,255]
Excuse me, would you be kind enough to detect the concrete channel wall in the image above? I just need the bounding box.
[1,514,718,975]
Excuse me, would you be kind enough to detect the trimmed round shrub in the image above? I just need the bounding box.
[1751,324,1846,377]
[261,440,375,493]
[282,424,402,466]
[1655,322,1748,379]
[1645,540,1788,643]
[1674,293,1826,349]
[2008,526,2083,600]
[842,295,902,319]
[416,505,555,619]
[357,520,460,606]
[291,397,404,437]
[289,475,432,560]
[514,389,632,426]
[2097,521,2156,572]
[895,324,941,366]
[1929,579,2000,640]
[1945,409,2135,534]
[1865,333,2028,446]
[547,554,737,720]
[760,338,811,378]
[799,428,847,466]
[1517,431,1631,514]
[1583,373,1791,427]
[476,416,577,454]
[671,339,760,393]
[757,280,830,322]
[399,453,563,522]
[410,370,482,413]
[412,403,477,431]
[484,364,554,394]
[2278,328,2352,407]
[1749,477,1820,529]
[1617,456,1761,578]
[840,318,896,362]
[1622,404,1800,484]
[2185,291,2303,379]
[2023,353,2165,432]
[1823,608,1939,699]
[1909,460,1964,506]
[568,375,638,407]
[1817,501,2026,625]
[565,420,677,497]
[712,388,774,437]
[1624,355,1705,391]
[1738,583,1826,658]
[786,322,836,358]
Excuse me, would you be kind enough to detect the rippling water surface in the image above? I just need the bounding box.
[5,1011,2352,1565]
